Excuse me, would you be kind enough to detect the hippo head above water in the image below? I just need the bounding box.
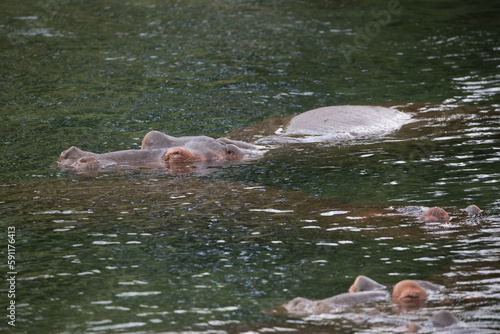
[140,130,260,163]
[58,133,261,175]
[419,207,450,223]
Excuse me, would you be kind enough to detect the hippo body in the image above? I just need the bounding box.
[58,134,258,175]
[279,276,441,317]
[349,275,386,292]
[252,105,412,144]
[276,276,462,331]
[281,291,388,316]
[58,105,410,174]
[58,146,169,173]
[141,131,262,160]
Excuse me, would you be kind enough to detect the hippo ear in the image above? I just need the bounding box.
[226,144,243,160]
[59,146,80,160]
[72,156,99,175]
[78,157,98,164]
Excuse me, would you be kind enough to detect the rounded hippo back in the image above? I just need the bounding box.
[255,105,412,144]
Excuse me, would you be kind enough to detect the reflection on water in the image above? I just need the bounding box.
[1,0,500,333]
[3,189,500,334]
[2,112,500,332]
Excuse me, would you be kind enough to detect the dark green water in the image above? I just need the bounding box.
[1,0,499,333]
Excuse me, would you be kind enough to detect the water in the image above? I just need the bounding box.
[1,0,499,333]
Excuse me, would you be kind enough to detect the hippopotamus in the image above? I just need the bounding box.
[396,205,484,224]
[276,275,462,331]
[232,105,412,144]
[279,275,441,317]
[418,207,451,223]
[58,105,411,174]
[57,146,168,174]
[464,204,482,215]
[58,134,259,175]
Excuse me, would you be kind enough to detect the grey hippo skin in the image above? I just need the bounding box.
[349,275,387,292]
[58,134,254,174]
[58,105,412,174]
[278,275,463,331]
[280,277,434,317]
[254,105,412,143]
[58,146,168,174]
[431,310,460,328]
[141,130,261,158]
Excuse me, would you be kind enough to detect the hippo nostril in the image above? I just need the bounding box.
[166,152,184,161]
[163,148,201,163]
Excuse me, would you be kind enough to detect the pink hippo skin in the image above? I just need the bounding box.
[279,276,442,317]
[58,146,171,175]
[419,207,450,223]
[276,276,459,332]
[141,131,260,161]
[58,134,255,175]
[349,275,386,292]
[391,279,429,311]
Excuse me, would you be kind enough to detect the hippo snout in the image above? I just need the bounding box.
[163,148,205,163]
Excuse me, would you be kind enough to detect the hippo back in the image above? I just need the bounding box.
[257,105,412,143]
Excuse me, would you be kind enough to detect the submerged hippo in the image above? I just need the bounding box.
[276,275,461,331]
[464,204,482,215]
[234,105,412,144]
[58,134,257,175]
[58,105,411,174]
[279,275,441,317]
[419,207,450,223]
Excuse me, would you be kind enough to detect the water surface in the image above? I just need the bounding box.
[1,0,499,333]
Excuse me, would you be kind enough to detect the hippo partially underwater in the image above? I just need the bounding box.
[252,105,412,143]
[58,105,411,174]
[276,275,462,332]
[278,275,440,317]
[58,134,260,175]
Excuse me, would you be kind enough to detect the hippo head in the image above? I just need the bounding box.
[141,131,176,150]
[58,146,100,174]
[392,280,428,311]
[465,204,482,215]
[162,144,244,164]
[419,207,450,223]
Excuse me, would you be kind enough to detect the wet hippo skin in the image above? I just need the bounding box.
[240,105,412,144]
[392,280,429,300]
[349,275,386,292]
[141,130,259,151]
[140,131,252,162]
[58,105,411,174]
[419,207,450,223]
[277,275,462,330]
[431,310,460,328]
[280,276,438,316]
[58,133,252,174]
[58,146,169,174]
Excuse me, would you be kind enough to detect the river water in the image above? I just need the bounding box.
[1,0,499,333]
